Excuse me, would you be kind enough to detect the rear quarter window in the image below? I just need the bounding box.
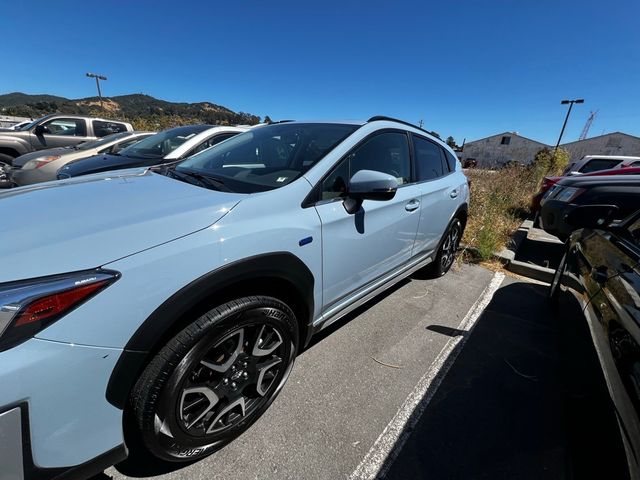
[444,149,456,172]
[579,159,621,173]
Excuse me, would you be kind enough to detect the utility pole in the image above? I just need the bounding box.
[418,119,424,128]
[86,73,107,108]
[555,98,584,150]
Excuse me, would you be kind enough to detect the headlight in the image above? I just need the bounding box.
[22,155,61,170]
[540,185,559,205]
[553,187,585,203]
[0,269,119,351]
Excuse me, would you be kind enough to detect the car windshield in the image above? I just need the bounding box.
[175,123,359,193]
[74,132,132,150]
[119,125,211,159]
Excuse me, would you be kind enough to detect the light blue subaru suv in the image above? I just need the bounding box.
[0,117,469,478]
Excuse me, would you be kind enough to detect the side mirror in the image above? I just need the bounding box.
[343,169,397,214]
[564,204,619,230]
[34,125,47,135]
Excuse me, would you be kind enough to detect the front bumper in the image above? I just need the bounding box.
[0,338,126,478]
[8,167,52,187]
[0,403,127,480]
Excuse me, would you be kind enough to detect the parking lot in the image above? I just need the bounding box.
[98,263,626,480]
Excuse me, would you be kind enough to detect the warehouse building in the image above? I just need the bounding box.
[459,131,640,168]
[458,132,548,168]
[560,132,640,162]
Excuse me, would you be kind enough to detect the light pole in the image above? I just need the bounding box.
[555,98,584,150]
[86,73,107,108]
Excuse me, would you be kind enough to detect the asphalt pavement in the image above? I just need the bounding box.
[100,263,626,480]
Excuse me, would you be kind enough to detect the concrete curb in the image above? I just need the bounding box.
[493,219,556,283]
[506,260,555,283]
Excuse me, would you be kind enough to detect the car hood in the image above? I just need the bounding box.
[12,147,71,168]
[0,169,244,283]
[59,153,164,178]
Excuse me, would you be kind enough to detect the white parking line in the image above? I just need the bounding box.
[349,271,505,480]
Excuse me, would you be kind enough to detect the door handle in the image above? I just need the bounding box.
[450,189,459,198]
[405,199,420,212]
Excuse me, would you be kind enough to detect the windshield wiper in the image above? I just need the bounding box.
[169,169,232,192]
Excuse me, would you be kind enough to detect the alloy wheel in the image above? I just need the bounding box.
[176,323,287,437]
[440,222,461,271]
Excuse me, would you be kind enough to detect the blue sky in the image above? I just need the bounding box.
[1,0,639,144]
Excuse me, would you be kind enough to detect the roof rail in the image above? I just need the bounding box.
[266,119,295,125]
[367,115,437,138]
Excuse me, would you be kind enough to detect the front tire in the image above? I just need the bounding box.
[0,153,15,166]
[128,296,298,462]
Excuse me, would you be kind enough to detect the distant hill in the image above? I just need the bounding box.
[0,92,261,130]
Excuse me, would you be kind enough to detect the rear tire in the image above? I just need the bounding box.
[425,217,463,278]
[127,296,298,463]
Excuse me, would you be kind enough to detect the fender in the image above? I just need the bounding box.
[106,252,315,409]
[452,201,468,229]
[0,135,32,156]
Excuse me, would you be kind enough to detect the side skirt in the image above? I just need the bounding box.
[313,250,434,333]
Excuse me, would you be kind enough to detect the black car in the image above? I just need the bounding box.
[56,125,243,179]
[540,175,640,241]
[550,206,640,477]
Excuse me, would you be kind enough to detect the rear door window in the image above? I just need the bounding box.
[92,120,128,137]
[579,158,622,173]
[413,135,445,181]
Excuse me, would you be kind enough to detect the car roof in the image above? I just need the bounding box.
[274,120,365,126]
[268,117,448,148]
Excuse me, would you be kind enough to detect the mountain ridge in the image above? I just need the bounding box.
[0,92,261,128]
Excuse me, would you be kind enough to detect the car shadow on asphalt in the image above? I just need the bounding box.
[379,280,629,480]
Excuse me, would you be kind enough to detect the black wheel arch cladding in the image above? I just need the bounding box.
[106,252,314,409]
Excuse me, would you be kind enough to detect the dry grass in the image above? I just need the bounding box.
[463,166,540,260]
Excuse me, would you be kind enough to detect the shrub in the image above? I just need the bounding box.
[464,164,544,260]
[530,147,570,184]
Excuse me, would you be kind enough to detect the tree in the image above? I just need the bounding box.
[446,136,456,149]
[263,115,273,124]
[429,130,441,139]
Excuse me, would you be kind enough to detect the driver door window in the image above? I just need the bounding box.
[41,118,87,137]
[321,131,411,201]
[34,118,89,149]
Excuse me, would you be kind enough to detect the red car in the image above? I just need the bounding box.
[531,166,640,219]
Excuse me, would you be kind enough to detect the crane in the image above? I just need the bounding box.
[579,110,598,140]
